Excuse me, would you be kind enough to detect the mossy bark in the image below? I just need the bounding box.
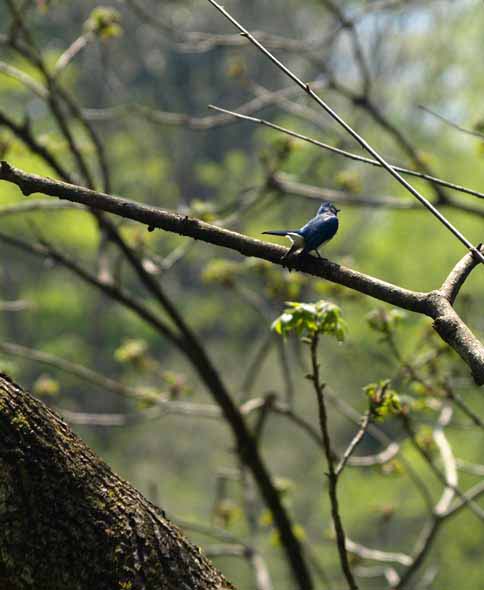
[0,373,233,590]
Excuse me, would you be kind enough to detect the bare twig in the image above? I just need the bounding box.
[444,481,484,517]
[0,60,46,97]
[456,459,484,477]
[335,412,371,476]
[444,384,484,430]
[0,300,33,312]
[0,230,313,590]
[345,538,412,567]
[0,200,84,218]
[54,33,93,77]
[1,161,484,385]
[208,104,484,202]
[310,335,357,590]
[432,405,457,516]
[419,105,484,140]
[396,406,457,589]
[206,0,484,263]
[347,442,399,467]
[58,407,163,426]
[402,411,484,520]
[84,80,325,130]
[324,387,434,512]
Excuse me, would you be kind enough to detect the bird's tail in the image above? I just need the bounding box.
[262,230,293,236]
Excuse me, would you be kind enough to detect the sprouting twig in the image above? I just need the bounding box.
[54,33,93,76]
[310,335,358,590]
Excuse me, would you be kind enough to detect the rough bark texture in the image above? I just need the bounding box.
[0,373,233,590]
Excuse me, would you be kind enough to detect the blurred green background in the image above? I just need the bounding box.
[0,1,483,588]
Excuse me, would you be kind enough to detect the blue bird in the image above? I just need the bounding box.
[263,201,340,261]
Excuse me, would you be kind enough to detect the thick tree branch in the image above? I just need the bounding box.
[1,160,484,385]
[0,161,428,310]
[0,217,314,590]
[439,245,484,304]
[0,373,232,590]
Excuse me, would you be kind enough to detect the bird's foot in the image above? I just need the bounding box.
[281,253,296,272]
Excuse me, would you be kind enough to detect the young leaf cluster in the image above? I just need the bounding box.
[272,300,347,342]
[364,379,402,421]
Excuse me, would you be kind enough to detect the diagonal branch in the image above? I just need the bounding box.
[1,160,484,385]
[208,104,484,202]
[0,207,314,590]
[0,373,233,590]
[439,245,484,304]
[335,412,371,476]
[0,160,429,311]
[205,0,484,264]
[310,335,357,590]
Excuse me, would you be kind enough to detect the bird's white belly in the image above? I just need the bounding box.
[287,232,305,252]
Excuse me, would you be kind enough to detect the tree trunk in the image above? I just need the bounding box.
[0,373,233,590]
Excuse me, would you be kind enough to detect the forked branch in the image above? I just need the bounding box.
[1,160,483,384]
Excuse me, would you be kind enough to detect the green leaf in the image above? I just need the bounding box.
[364,379,401,421]
[33,374,60,397]
[85,7,123,39]
[272,300,348,341]
[114,339,148,366]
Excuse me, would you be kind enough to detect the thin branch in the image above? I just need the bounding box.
[444,481,484,518]
[456,459,484,477]
[53,33,93,77]
[206,0,484,264]
[324,388,434,512]
[335,412,371,476]
[419,105,484,140]
[0,110,74,182]
[58,407,162,427]
[347,442,399,467]
[272,173,416,209]
[0,231,313,590]
[396,518,441,590]
[0,231,182,349]
[0,340,155,402]
[0,200,84,218]
[396,404,458,589]
[345,538,412,567]
[446,387,484,431]
[403,413,484,520]
[84,80,326,130]
[208,104,484,202]
[124,0,334,61]
[0,60,46,97]
[0,299,33,312]
[239,333,274,400]
[310,335,357,590]
[432,405,457,516]
[2,160,484,385]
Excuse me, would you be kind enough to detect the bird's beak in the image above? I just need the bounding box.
[335,207,341,213]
